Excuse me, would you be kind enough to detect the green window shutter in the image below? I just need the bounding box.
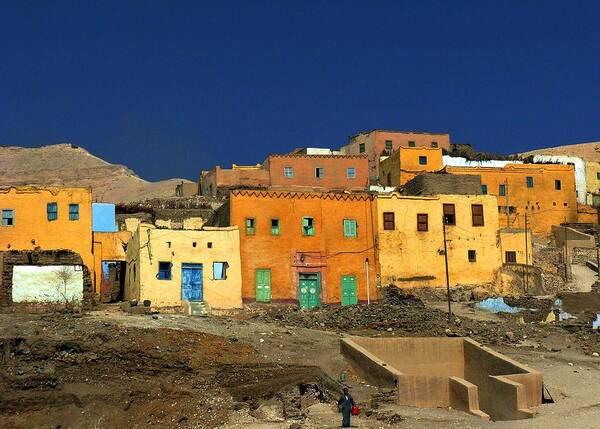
[344,219,357,237]
[350,220,357,237]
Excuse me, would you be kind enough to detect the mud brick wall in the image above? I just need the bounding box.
[402,173,482,196]
[0,250,93,307]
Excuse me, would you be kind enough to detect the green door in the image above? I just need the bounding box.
[299,273,320,309]
[255,269,271,302]
[341,274,358,306]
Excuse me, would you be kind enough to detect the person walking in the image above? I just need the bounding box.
[337,387,355,428]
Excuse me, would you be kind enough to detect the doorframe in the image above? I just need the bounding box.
[255,268,272,303]
[181,263,203,302]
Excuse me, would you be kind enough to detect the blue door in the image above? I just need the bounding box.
[181,263,203,301]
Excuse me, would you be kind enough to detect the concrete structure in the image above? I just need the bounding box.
[124,224,242,309]
[199,164,270,196]
[443,156,521,169]
[341,337,543,421]
[379,147,444,187]
[377,193,503,288]
[265,154,369,192]
[445,164,578,234]
[92,203,117,232]
[340,129,451,182]
[229,190,378,306]
[175,181,198,197]
[0,186,94,286]
[290,147,342,155]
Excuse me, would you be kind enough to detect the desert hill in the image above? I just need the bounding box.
[0,144,193,203]
[519,141,600,162]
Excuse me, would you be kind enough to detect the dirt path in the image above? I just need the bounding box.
[570,264,596,292]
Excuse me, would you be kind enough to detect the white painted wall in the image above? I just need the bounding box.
[304,148,342,155]
[12,265,84,303]
[442,155,522,168]
[531,155,587,204]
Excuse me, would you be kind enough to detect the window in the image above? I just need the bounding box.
[526,176,534,188]
[1,209,14,226]
[498,206,517,214]
[284,166,293,178]
[47,202,58,221]
[385,140,393,150]
[555,180,561,190]
[468,250,477,263]
[68,204,79,221]
[505,251,517,264]
[157,262,171,280]
[271,218,280,235]
[343,219,357,238]
[383,212,395,230]
[346,167,356,179]
[443,204,456,225]
[499,184,506,196]
[597,172,600,180]
[302,217,314,236]
[431,141,438,148]
[359,143,365,153]
[207,242,212,248]
[419,156,427,165]
[408,141,416,147]
[245,218,255,235]
[213,262,228,280]
[481,184,487,195]
[192,242,197,247]
[315,167,324,178]
[417,213,428,231]
[471,204,484,226]
[133,264,136,281]
[387,173,391,186]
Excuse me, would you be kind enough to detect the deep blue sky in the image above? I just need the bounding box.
[2,1,600,181]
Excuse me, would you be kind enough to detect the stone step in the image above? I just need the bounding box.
[183,300,212,317]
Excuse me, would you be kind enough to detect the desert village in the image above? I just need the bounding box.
[2,130,600,428]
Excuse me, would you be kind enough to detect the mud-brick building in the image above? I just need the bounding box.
[264,153,369,192]
[377,192,504,288]
[124,224,242,309]
[199,164,269,196]
[445,164,578,234]
[379,147,444,187]
[0,186,94,304]
[229,190,378,307]
[340,129,451,182]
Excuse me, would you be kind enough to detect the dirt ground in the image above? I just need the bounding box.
[1,290,599,429]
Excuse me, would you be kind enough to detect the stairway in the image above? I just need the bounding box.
[183,301,212,317]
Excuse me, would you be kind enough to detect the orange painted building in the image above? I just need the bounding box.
[379,147,444,186]
[0,186,94,275]
[445,164,578,233]
[265,154,369,191]
[92,230,132,300]
[340,129,451,182]
[229,190,378,306]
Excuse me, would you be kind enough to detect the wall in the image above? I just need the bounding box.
[380,147,444,187]
[499,228,532,265]
[443,156,521,168]
[175,182,198,197]
[266,154,369,191]
[124,224,242,308]
[584,161,600,205]
[199,165,270,196]
[341,130,451,182]
[531,155,586,204]
[1,250,93,306]
[0,186,94,287]
[577,203,599,223]
[92,203,117,232]
[402,173,482,196]
[92,230,132,298]
[230,190,378,304]
[377,193,502,288]
[12,265,83,303]
[445,164,578,234]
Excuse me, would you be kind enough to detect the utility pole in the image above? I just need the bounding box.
[442,215,452,322]
[563,219,568,282]
[504,179,510,228]
[524,212,529,293]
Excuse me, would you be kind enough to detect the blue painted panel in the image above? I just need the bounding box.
[92,203,117,232]
[181,263,203,301]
